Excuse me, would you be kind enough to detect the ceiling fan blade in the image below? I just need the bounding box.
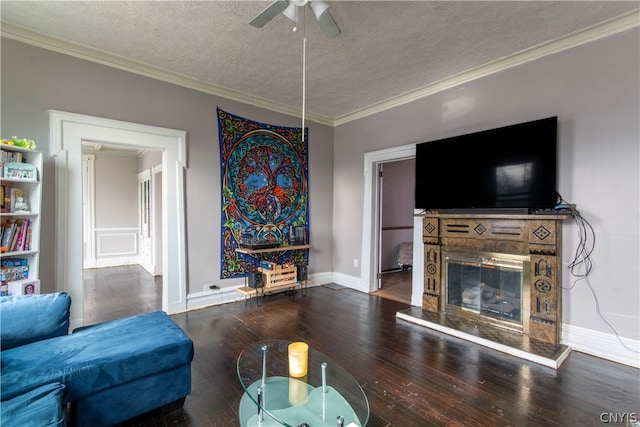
[315,8,341,39]
[308,0,329,20]
[249,0,290,28]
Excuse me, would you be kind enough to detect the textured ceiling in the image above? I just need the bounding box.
[1,1,638,125]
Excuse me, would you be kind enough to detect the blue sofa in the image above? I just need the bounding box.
[0,292,194,426]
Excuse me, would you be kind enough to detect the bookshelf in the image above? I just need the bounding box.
[0,144,42,295]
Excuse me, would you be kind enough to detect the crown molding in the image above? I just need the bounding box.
[1,22,334,127]
[333,10,640,126]
[3,10,638,128]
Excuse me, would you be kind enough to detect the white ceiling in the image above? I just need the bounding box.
[1,1,638,125]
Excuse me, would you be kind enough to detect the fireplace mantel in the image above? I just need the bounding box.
[420,212,570,345]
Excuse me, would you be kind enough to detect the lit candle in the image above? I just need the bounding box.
[288,342,309,378]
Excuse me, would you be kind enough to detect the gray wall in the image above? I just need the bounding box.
[138,150,162,173]
[1,37,335,294]
[333,28,639,341]
[94,153,138,229]
[381,159,414,271]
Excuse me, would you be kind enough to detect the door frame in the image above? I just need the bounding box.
[361,143,424,306]
[152,164,163,276]
[82,154,96,268]
[50,110,188,329]
[137,169,153,275]
[376,163,384,290]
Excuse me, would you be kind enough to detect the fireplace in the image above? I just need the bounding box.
[418,213,570,345]
[443,249,530,334]
[395,213,572,367]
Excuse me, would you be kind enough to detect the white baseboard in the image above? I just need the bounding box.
[332,272,370,293]
[94,257,139,268]
[562,323,639,368]
[186,272,329,311]
[187,287,245,310]
[310,272,333,288]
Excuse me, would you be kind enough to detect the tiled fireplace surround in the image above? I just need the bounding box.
[397,213,572,368]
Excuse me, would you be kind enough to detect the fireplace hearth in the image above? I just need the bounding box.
[397,213,571,368]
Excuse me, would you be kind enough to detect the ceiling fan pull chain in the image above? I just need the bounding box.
[302,36,306,145]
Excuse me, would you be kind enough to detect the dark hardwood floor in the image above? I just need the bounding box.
[372,269,412,304]
[83,265,162,325]
[83,266,640,427]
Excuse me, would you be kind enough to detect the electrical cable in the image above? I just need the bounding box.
[558,194,639,355]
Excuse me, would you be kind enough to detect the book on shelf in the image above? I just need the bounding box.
[1,219,17,249]
[0,149,24,164]
[0,264,29,281]
[9,222,21,251]
[0,218,31,252]
[0,251,34,297]
[1,257,28,267]
[14,219,27,251]
[2,185,11,212]
[9,187,17,212]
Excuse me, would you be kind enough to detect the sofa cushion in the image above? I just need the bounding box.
[0,292,71,351]
[0,382,66,427]
[1,311,193,402]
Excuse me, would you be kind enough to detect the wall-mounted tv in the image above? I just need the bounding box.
[415,116,558,213]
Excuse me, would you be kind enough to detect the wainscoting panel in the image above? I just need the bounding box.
[95,228,139,268]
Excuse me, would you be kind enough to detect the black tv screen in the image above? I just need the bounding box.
[415,117,558,212]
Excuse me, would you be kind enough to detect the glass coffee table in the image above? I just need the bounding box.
[237,340,369,427]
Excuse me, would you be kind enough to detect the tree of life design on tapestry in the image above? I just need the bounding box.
[218,109,309,279]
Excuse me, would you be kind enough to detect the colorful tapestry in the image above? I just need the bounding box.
[217,108,309,279]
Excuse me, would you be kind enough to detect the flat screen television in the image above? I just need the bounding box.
[415,116,558,213]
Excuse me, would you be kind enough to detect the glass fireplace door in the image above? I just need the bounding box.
[443,250,530,332]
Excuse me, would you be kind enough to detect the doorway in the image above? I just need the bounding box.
[50,110,187,329]
[81,145,163,320]
[361,144,424,307]
[371,159,415,304]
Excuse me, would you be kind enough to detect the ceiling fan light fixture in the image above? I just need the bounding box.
[250,0,340,39]
[282,3,300,24]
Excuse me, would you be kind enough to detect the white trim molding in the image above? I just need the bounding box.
[186,272,330,311]
[331,272,368,293]
[82,154,96,269]
[49,110,188,328]
[361,144,417,296]
[333,11,640,125]
[95,228,138,258]
[562,323,640,369]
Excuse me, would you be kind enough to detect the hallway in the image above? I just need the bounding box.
[83,265,161,325]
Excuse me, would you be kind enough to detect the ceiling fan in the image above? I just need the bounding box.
[250,0,341,39]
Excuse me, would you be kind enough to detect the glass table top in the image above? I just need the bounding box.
[237,340,369,427]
